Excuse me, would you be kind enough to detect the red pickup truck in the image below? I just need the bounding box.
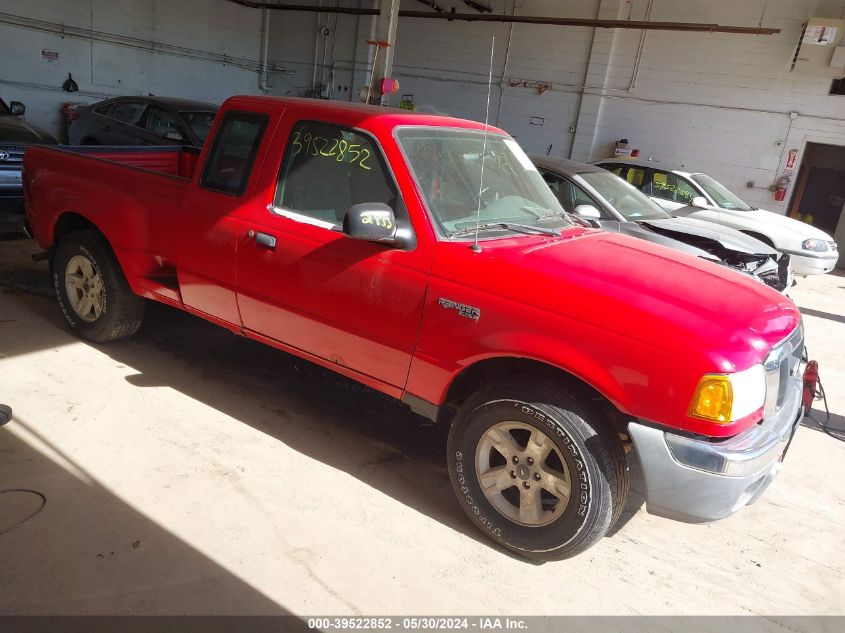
[24,96,805,560]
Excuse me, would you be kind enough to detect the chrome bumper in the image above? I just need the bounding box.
[629,375,803,523]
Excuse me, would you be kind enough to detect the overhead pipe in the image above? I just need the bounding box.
[311,0,323,95]
[259,7,271,91]
[628,0,654,91]
[225,1,781,35]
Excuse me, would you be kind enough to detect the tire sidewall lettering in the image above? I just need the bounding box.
[55,241,108,330]
[448,398,594,553]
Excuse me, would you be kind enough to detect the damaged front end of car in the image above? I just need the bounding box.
[642,219,792,295]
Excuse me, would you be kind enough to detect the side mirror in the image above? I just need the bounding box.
[691,196,709,209]
[164,131,185,141]
[574,204,602,221]
[343,203,398,244]
[9,101,25,116]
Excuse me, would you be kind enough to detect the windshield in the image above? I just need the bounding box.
[691,174,752,210]
[396,127,570,238]
[0,98,10,116]
[579,171,671,221]
[180,111,217,143]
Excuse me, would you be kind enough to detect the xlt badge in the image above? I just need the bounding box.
[438,298,480,321]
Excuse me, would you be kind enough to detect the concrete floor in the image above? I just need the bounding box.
[1,236,843,616]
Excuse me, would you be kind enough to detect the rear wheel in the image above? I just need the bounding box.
[447,379,628,561]
[52,230,145,342]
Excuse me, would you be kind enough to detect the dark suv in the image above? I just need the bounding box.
[1,97,58,229]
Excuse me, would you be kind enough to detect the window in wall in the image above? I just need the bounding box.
[274,121,398,226]
[831,77,845,96]
[201,111,268,195]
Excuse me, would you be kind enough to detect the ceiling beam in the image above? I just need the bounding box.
[226,1,781,35]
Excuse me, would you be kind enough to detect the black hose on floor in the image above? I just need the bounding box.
[802,349,843,442]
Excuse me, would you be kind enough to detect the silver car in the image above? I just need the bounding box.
[533,156,793,295]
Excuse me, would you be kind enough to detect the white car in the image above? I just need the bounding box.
[596,160,839,276]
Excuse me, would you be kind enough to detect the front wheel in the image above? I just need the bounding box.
[447,379,628,561]
[53,230,145,343]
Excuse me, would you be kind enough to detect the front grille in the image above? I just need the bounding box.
[753,255,789,292]
[763,324,803,420]
[0,145,25,167]
[758,268,782,290]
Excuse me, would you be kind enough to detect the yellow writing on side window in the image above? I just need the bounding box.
[291,130,372,170]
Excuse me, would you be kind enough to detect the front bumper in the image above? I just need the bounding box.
[629,375,803,523]
[0,167,23,198]
[787,251,839,275]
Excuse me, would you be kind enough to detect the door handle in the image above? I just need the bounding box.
[248,230,276,249]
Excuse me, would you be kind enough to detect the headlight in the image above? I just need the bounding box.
[688,364,766,424]
[802,239,829,252]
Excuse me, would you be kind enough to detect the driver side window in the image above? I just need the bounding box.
[274,121,399,227]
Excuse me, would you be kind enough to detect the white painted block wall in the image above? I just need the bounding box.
[265,0,845,218]
[3,0,845,222]
[583,0,845,215]
[0,0,264,136]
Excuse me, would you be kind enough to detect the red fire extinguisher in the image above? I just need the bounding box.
[802,360,819,409]
[773,175,790,202]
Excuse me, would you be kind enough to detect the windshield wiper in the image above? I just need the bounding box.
[450,222,561,238]
[517,204,583,227]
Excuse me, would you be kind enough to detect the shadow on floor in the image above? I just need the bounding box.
[799,307,845,325]
[0,417,293,615]
[800,408,845,442]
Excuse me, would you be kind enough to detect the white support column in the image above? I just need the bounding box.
[368,0,400,105]
[569,0,630,162]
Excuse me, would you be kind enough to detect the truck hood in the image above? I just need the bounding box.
[639,216,778,256]
[0,115,58,145]
[438,229,799,367]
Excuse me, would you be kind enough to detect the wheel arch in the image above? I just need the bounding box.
[53,211,103,247]
[432,356,633,437]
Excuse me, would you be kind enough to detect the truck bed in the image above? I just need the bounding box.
[52,145,201,180]
[24,144,198,303]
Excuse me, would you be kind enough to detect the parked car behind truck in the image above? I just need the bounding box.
[68,96,218,148]
[0,96,58,228]
[597,160,839,275]
[24,96,804,560]
[533,156,793,294]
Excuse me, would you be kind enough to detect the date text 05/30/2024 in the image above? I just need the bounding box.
[307,617,528,630]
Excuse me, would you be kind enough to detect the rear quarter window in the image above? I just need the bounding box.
[201,111,268,196]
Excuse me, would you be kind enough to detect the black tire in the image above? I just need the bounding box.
[52,230,145,343]
[447,378,628,561]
